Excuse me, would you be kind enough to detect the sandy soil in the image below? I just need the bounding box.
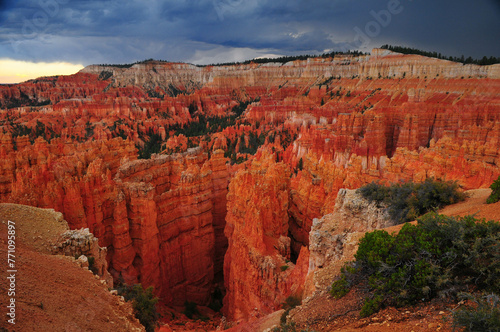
[0,203,144,332]
[440,188,500,220]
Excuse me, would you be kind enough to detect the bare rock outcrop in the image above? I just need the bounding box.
[53,227,114,287]
[305,188,394,298]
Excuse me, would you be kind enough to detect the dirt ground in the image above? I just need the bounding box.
[439,188,500,220]
[0,203,144,332]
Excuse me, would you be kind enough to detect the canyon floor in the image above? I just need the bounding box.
[1,188,497,332]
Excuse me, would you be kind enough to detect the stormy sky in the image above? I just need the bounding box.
[0,0,499,82]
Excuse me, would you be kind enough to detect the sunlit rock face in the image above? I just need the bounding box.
[1,49,499,317]
[3,137,229,306]
[223,151,309,321]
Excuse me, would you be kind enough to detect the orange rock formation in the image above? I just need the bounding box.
[223,150,309,321]
[0,49,499,321]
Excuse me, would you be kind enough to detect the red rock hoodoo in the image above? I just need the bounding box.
[1,49,499,322]
[223,151,309,321]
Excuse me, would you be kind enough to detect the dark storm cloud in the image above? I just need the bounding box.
[0,0,498,65]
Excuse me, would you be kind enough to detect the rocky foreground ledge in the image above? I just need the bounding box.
[0,203,144,332]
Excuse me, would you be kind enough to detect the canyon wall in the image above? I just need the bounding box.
[113,148,229,304]
[223,150,309,321]
[2,134,229,306]
[1,49,499,320]
[80,50,500,89]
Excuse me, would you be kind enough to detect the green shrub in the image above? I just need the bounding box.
[280,295,302,324]
[137,132,163,159]
[452,293,500,331]
[272,322,297,332]
[357,179,465,224]
[297,158,303,171]
[283,295,302,310]
[360,295,384,318]
[331,214,500,317]
[330,275,350,299]
[117,284,159,332]
[487,176,500,204]
[330,262,360,299]
[357,181,390,205]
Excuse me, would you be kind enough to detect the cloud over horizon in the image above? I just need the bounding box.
[0,0,499,79]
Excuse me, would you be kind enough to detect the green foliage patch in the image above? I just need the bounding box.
[117,284,159,332]
[136,100,258,159]
[280,295,302,324]
[381,44,500,66]
[331,214,500,317]
[357,179,465,224]
[137,132,162,159]
[452,293,500,331]
[487,175,500,204]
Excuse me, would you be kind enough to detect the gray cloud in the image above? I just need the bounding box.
[0,0,498,66]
